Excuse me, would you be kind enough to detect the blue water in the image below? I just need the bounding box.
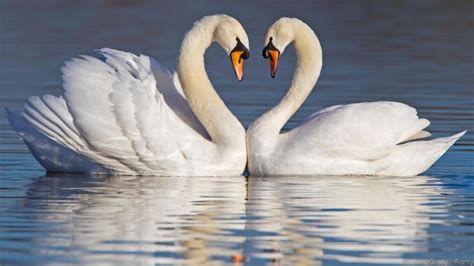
[0,1,473,265]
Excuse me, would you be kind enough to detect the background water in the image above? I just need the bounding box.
[0,0,473,265]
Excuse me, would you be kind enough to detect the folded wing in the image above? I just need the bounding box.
[288,101,431,161]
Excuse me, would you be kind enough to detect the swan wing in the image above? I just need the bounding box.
[287,101,431,161]
[62,48,214,174]
[9,49,212,174]
[98,48,209,139]
[6,103,109,174]
[6,95,133,174]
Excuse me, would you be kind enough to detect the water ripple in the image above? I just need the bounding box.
[0,175,473,265]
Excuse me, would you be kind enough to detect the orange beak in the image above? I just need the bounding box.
[230,50,245,82]
[267,50,279,78]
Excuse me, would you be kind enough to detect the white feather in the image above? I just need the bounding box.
[8,48,238,175]
[247,18,465,176]
[7,16,252,176]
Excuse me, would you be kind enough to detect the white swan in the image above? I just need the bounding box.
[247,18,466,176]
[7,15,250,176]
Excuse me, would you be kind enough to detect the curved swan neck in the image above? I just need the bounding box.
[177,17,244,146]
[251,21,323,135]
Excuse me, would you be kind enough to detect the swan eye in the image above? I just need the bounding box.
[231,38,250,60]
[262,37,279,59]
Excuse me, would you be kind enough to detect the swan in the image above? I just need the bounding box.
[247,17,466,176]
[7,14,250,176]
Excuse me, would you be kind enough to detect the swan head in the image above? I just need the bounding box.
[262,17,298,78]
[213,15,250,82]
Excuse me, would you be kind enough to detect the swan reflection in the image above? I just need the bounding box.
[246,175,446,264]
[24,175,247,265]
[21,174,447,264]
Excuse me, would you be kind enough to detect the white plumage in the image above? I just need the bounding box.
[247,18,465,176]
[8,15,249,176]
[8,50,205,175]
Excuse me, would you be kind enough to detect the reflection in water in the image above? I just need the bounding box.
[2,174,449,265]
[21,175,247,265]
[246,176,445,264]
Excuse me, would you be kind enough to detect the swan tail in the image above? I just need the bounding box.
[377,131,466,176]
[6,94,132,174]
[6,107,107,174]
[397,118,431,143]
[403,130,431,142]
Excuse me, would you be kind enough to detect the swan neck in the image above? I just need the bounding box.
[252,22,322,135]
[177,19,244,146]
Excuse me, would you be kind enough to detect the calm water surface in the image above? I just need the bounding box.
[0,1,473,265]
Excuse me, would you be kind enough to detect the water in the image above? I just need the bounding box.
[0,0,473,265]
[1,175,473,265]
